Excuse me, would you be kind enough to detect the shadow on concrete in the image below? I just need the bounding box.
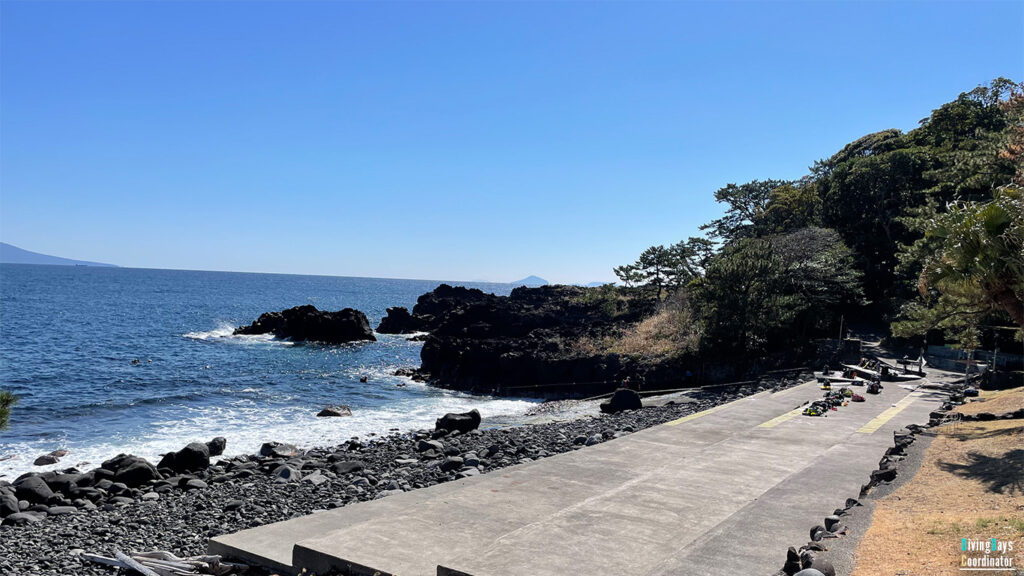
[938,449,1024,496]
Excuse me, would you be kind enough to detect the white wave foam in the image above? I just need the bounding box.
[0,391,539,479]
[183,322,289,345]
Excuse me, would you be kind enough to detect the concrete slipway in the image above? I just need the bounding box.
[210,377,945,576]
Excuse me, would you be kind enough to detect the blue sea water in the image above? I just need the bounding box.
[0,265,532,478]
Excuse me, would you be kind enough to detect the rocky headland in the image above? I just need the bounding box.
[381,284,725,398]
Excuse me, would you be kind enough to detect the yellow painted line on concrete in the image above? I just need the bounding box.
[664,403,729,426]
[857,394,919,434]
[758,406,805,428]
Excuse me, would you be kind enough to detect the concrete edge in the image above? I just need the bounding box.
[208,537,295,576]
[292,540,397,576]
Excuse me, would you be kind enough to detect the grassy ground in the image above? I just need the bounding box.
[958,386,1024,416]
[851,387,1024,576]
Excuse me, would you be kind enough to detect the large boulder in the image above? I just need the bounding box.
[259,442,301,459]
[376,307,424,334]
[234,305,375,344]
[47,473,82,494]
[174,442,211,472]
[102,454,163,487]
[435,409,481,434]
[0,488,19,517]
[13,476,53,504]
[600,388,643,414]
[114,460,162,487]
[317,406,352,417]
[33,454,60,466]
[207,436,227,457]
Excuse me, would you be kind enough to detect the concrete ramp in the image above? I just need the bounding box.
[210,379,942,576]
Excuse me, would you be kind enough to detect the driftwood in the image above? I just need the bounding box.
[80,549,247,575]
[115,550,162,576]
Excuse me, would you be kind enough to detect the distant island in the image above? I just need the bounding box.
[0,242,117,267]
[510,275,548,287]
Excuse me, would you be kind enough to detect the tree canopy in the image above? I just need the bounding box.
[612,78,1023,361]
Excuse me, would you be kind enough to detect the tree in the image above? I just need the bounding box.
[914,78,1022,204]
[694,238,795,355]
[615,237,715,301]
[815,131,931,309]
[759,182,822,234]
[694,228,862,356]
[818,80,1024,314]
[665,237,715,291]
[773,227,864,311]
[700,179,791,242]
[637,245,671,300]
[893,186,1024,345]
[612,263,644,288]
[0,390,16,430]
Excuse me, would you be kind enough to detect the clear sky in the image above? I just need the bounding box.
[1,1,1021,284]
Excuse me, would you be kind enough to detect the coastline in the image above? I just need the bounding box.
[0,378,798,575]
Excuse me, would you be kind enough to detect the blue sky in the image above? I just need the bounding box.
[1,1,1021,284]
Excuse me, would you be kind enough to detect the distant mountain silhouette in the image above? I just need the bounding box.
[510,275,548,287]
[0,243,117,267]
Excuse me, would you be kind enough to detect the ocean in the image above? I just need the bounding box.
[0,264,535,479]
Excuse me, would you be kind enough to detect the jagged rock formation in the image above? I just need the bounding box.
[393,284,683,397]
[234,305,375,344]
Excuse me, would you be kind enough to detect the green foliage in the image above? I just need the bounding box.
[694,228,862,355]
[813,79,1023,312]
[893,186,1024,346]
[574,283,628,319]
[614,237,712,301]
[611,78,1022,362]
[700,179,792,242]
[693,238,793,355]
[759,182,822,234]
[815,131,932,307]
[0,390,16,430]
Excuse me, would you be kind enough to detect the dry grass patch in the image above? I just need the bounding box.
[851,419,1024,576]
[957,385,1024,416]
[571,295,699,360]
[605,304,699,358]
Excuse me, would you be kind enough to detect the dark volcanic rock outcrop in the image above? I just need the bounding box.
[102,454,163,487]
[234,305,375,344]
[408,284,661,397]
[377,284,496,334]
[157,442,210,474]
[435,409,482,433]
[600,388,643,414]
[376,307,424,334]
